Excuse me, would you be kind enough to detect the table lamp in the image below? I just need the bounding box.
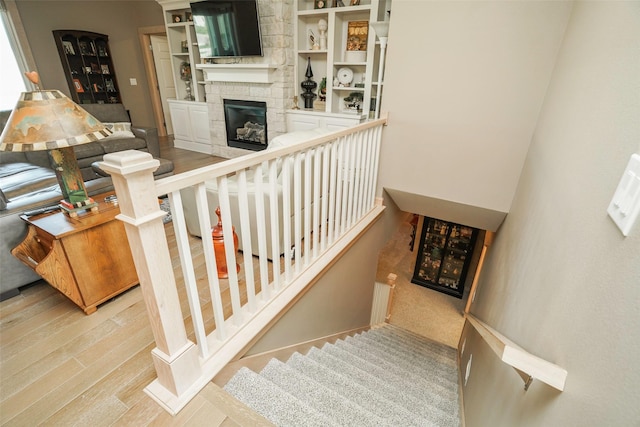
[0,72,112,216]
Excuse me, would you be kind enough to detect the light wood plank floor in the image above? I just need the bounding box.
[0,140,273,426]
[1,137,464,425]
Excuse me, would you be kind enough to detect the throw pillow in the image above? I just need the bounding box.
[102,122,135,139]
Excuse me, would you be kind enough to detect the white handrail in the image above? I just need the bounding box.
[466,314,567,391]
[100,117,387,414]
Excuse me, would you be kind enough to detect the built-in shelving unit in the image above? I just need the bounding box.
[157,0,211,152]
[163,6,205,102]
[294,0,391,119]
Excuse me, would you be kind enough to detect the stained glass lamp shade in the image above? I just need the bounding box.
[0,80,112,215]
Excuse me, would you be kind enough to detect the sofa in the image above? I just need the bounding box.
[180,127,333,260]
[0,103,174,300]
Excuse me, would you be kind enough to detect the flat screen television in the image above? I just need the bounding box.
[190,0,263,58]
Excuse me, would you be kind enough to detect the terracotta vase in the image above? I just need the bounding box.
[211,207,240,278]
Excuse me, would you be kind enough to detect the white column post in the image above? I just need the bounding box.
[99,150,201,412]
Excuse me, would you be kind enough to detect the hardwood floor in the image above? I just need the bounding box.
[0,142,272,426]
[1,138,459,425]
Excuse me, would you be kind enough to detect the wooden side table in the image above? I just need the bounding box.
[12,192,138,314]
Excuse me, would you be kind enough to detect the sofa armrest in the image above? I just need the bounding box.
[132,126,160,158]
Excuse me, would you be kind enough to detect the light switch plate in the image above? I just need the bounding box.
[607,153,640,236]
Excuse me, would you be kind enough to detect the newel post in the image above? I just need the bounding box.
[100,150,201,412]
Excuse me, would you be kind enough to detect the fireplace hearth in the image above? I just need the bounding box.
[223,99,268,151]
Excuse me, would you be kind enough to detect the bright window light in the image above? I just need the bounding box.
[1,15,26,110]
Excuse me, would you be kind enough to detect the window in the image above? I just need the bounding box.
[1,1,27,110]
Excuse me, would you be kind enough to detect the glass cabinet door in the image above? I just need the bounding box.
[412,217,478,298]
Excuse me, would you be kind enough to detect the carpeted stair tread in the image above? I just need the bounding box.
[285,351,429,427]
[345,332,457,380]
[357,330,458,375]
[224,325,461,427]
[306,346,460,426]
[368,326,458,365]
[381,323,459,352]
[368,326,458,361]
[223,367,339,427]
[328,339,459,411]
[336,337,458,398]
[259,358,388,427]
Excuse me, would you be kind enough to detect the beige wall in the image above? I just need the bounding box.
[14,1,163,127]
[378,1,572,230]
[246,214,385,356]
[461,2,640,425]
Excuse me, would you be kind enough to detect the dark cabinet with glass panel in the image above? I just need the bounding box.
[53,30,120,104]
[411,217,478,299]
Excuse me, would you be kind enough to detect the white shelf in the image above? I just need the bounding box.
[295,0,387,117]
[196,63,278,84]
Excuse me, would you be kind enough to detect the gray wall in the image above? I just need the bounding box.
[14,0,163,127]
[378,1,572,230]
[246,214,385,356]
[461,2,640,425]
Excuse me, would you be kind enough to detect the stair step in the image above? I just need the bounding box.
[339,337,459,399]
[259,358,389,427]
[325,340,459,416]
[224,325,461,427]
[224,367,339,427]
[307,346,460,426]
[368,325,458,366]
[286,351,430,427]
[357,330,458,377]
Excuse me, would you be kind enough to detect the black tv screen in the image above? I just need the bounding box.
[190,0,263,58]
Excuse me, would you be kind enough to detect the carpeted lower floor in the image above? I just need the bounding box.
[376,212,468,349]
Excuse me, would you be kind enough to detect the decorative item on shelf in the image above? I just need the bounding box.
[300,57,317,109]
[319,77,327,101]
[343,91,363,112]
[315,77,326,110]
[79,41,95,56]
[180,62,194,101]
[308,29,319,50]
[62,41,75,55]
[336,0,345,6]
[336,67,354,87]
[185,11,192,21]
[314,0,327,9]
[370,21,389,119]
[350,0,361,5]
[318,19,327,51]
[211,207,240,279]
[73,79,84,93]
[172,14,182,23]
[291,95,300,110]
[345,20,368,62]
[97,45,108,57]
[181,40,188,52]
[0,71,113,217]
[105,79,116,92]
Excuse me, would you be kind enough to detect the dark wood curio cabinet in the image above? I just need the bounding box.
[52,30,120,104]
[411,217,479,299]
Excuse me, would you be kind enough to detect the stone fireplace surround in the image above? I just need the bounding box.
[203,1,295,159]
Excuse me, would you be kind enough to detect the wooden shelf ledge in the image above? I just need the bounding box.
[466,314,567,391]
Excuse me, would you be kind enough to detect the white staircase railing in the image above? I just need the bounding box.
[99,118,387,414]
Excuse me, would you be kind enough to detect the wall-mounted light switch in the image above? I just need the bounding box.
[129,78,137,86]
[607,154,640,236]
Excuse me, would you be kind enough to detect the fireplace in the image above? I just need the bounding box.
[223,99,268,151]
